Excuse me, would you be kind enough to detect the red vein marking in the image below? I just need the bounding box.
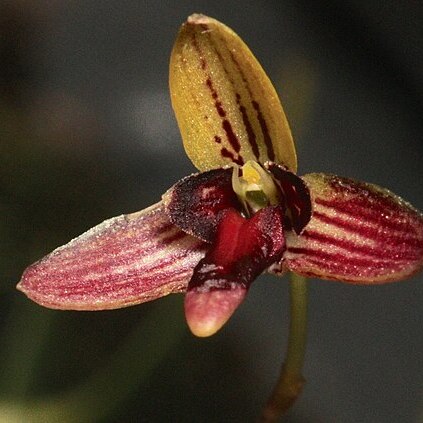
[221,148,244,165]
[203,31,261,160]
[312,211,422,248]
[300,229,420,261]
[236,93,259,159]
[287,247,405,269]
[252,100,275,161]
[225,47,275,161]
[190,28,245,163]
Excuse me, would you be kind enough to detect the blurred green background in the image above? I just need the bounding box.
[1,1,422,422]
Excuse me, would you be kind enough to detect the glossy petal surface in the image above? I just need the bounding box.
[185,206,285,336]
[170,14,297,172]
[283,174,423,283]
[17,202,207,309]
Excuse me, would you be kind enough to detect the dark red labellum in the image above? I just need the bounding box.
[188,206,286,292]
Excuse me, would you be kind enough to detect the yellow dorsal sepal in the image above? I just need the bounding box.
[169,14,297,172]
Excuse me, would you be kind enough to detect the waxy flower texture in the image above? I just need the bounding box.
[18,15,423,340]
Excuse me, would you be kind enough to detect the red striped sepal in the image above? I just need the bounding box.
[17,202,207,310]
[282,173,423,284]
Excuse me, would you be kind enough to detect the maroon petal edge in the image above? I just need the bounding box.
[282,173,423,284]
[266,162,312,234]
[163,167,239,242]
[17,202,208,310]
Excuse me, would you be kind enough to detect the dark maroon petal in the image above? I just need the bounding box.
[281,173,423,284]
[163,168,240,242]
[17,202,208,310]
[266,162,312,234]
[185,206,285,336]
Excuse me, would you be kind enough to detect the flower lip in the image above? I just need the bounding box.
[184,205,286,336]
[184,286,247,337]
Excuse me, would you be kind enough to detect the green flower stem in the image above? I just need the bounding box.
[259,273,308,422]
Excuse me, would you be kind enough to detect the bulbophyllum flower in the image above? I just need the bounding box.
[17,14,423,342]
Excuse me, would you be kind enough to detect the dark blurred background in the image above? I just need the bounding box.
[1,1,422,422]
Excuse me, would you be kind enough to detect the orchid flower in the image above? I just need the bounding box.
[17,12,423,333]
[17,14,423,417]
